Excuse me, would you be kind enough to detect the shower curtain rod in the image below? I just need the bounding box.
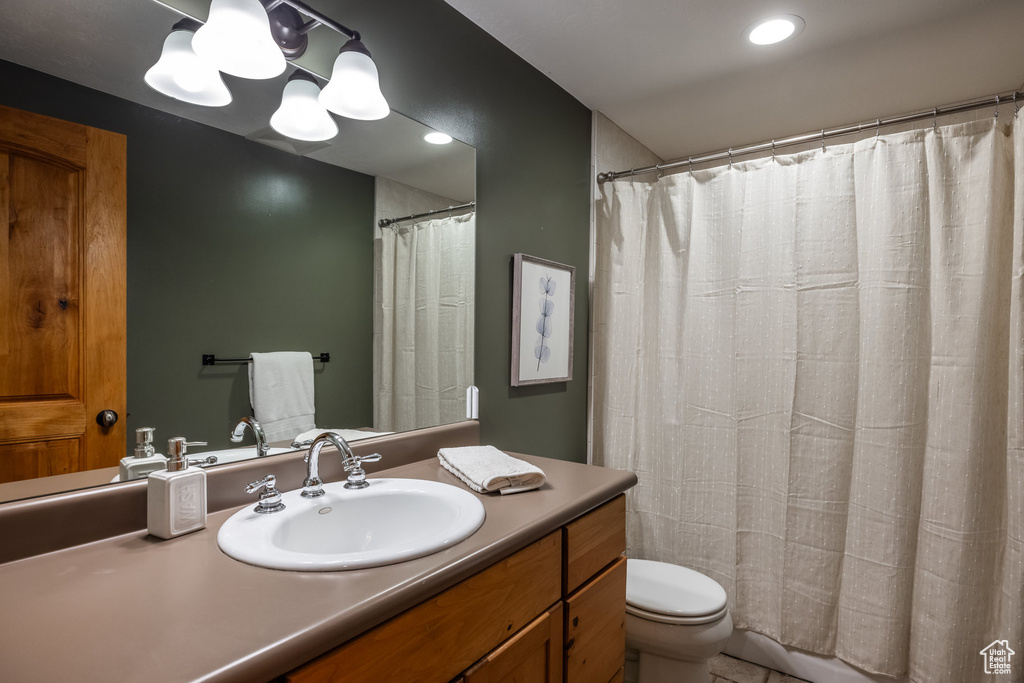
[597,88,1023,183]
[378,201,475,228]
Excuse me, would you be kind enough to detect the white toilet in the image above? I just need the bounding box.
[625,558,733,683]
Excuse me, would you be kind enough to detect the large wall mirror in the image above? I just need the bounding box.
[0,0,475,501]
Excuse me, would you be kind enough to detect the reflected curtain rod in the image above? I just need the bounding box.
[378,201,476,228]
[597,89,1024,183]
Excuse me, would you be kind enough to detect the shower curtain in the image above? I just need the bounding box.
[374,212,475,432]
[592,117,1023,682]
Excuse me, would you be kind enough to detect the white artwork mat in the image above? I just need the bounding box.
[512,254,574,385]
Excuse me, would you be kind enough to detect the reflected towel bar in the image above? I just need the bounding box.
[202,353,331,366]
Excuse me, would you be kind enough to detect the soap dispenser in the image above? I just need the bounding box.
[119,427,168,481]
[147,437,208,539]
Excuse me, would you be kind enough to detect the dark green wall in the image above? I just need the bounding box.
[2,0,593,463]
[346,0,593,462]
[0,59,375,451]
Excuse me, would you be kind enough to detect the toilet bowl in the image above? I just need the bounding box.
[625,558,733,683]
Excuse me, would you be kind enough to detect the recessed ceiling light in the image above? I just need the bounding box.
[746,15,804,45]
[424,132,453,145]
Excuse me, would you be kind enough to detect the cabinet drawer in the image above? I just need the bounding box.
[463,602,563,683]
[563,494,626,594]
[285,531,561,683]
[565,555,626,683]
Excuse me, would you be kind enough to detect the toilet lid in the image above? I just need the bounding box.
[626,559,728,618]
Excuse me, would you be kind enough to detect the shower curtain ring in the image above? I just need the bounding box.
[875,119,880,138]
[933,107,938,132]
[728,148,733,169]
[995,95,1000,119]
[821,129,826,152]
[771,140,776,161]
[655,163,662,179]
[688,156,693,175]
[1013,92,1019,119]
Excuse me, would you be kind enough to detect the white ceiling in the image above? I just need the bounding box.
[443,0,1024,163]
[0,0,475,203]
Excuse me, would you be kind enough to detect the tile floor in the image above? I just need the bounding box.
[709,654,811,683]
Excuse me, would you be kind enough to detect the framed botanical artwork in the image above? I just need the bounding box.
[511,253,575,386]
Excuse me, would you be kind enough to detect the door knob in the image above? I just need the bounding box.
[96,410,119,428]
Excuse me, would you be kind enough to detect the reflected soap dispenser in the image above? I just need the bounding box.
[147,437,208,539]
[119,427,168,481]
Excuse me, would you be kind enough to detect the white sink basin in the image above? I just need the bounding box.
[217,478,485,571]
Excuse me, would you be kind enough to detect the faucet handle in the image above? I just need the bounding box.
[187,455,219,468]
[246,474,285,514]
[344,453,382,471]
[343,453,383,490]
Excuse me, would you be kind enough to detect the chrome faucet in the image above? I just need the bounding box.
[302,432,382,497]
[230,416,269,458]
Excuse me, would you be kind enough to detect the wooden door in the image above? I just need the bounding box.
[564,556,627,683]
[0,104,126,484]
[463,603,563,683]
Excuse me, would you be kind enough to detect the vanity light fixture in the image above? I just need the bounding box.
[424,132,453,145]
[146,0,390,136]
[270,71,338,141]
[145,19,232,106]
[192,0,289,79]
[319,39,390,121]
[745,15,804,46]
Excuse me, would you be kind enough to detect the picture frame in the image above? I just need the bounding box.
[511,253,575,386]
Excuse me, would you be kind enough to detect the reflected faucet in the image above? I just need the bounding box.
[302,432,382,497]
[230,416,269,458]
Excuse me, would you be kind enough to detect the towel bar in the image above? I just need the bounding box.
[202,353,330,366]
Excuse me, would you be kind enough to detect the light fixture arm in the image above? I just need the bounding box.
[278,0,360,40]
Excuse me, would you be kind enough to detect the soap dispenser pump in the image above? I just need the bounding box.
[119,427,168,481]
[147,437,208,539]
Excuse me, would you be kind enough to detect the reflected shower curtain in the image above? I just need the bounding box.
[592,118,1023,682]
[374,213,475,432]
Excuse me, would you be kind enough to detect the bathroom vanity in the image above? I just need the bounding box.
[0,423,635,682]
[285,496,627,683]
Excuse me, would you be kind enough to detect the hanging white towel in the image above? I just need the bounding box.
[248,352,315,442]
[437,445,546,495]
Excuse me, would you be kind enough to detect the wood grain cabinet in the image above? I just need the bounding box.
[562,496,627,683]
[461,603,563,683]
[282,495,627,683]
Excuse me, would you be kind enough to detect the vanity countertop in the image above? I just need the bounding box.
[0,454,635,683]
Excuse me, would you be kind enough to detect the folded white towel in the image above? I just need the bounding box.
[292,428,394,446]
[248,352,316,442]
[437,446,546,495]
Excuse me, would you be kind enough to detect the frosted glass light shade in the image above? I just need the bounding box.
[318,40,390,121]
[145,26,232,107]
[270,76,338,141]
[192,0,285,80]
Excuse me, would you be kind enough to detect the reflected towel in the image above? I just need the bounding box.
[437,445,546,495]
[248,352,315,442]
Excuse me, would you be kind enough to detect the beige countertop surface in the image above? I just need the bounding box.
[0,454,635,683]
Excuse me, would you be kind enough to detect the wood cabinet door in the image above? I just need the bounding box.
[0,104,126,483]
[564,555,626,683]
[285,532,562,683]
[463,603,563,683]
